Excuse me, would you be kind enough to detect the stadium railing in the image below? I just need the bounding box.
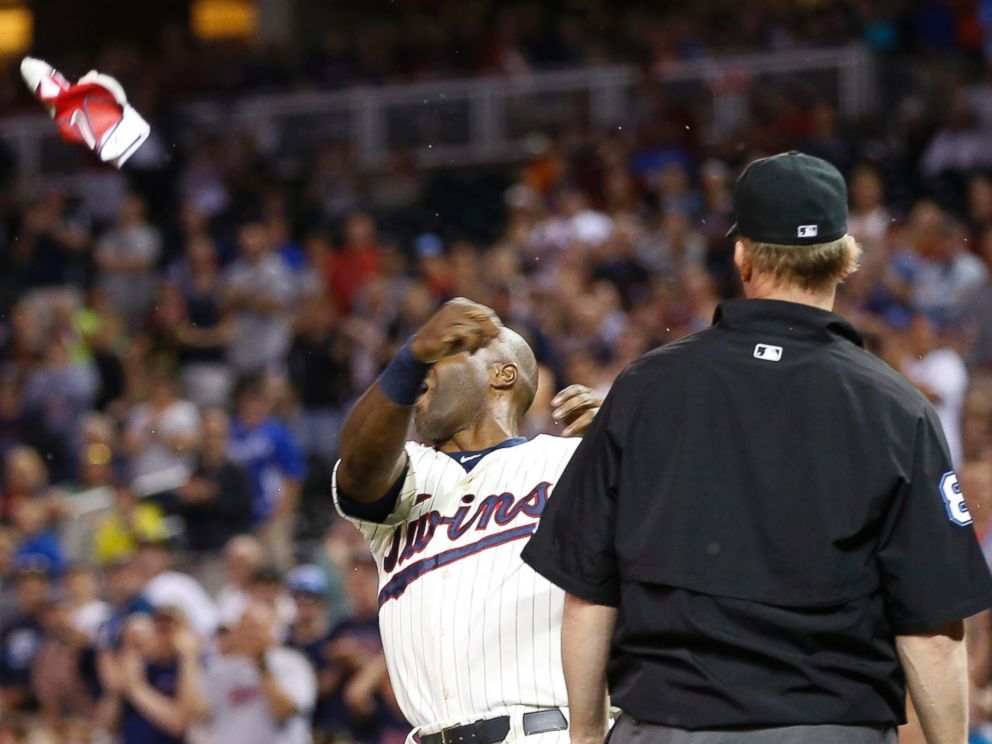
[0,44,874,178]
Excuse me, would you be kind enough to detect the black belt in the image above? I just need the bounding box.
[421,708,568,744]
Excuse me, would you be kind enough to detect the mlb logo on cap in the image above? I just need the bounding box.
[797,225,818,238]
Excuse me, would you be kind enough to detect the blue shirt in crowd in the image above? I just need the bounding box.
[0,615,44,698]
[228,417,306,524]
[14,531,65,577]
[120,659,183,744]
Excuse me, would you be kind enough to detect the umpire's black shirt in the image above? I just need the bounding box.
[522,298,992,730]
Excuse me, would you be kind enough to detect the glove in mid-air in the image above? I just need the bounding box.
[20,56,150,168]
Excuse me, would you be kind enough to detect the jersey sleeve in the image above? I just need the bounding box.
[876,406,992,634]
[522,393,621,606]
[332,442,428,537]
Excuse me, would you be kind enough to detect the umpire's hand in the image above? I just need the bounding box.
[552,384,603,437]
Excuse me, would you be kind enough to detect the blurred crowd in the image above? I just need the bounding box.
[0,0,986,113]
[2,0,992,742]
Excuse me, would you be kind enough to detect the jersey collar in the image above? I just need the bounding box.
[445,437,528,472]
[713,299,863,347]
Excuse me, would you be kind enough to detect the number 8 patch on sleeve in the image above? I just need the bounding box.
[939,472,973,526]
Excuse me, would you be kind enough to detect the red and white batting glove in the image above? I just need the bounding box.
[20,57,150,169]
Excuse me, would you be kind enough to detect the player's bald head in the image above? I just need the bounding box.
[413,315,539,444]
[481,326,539,415]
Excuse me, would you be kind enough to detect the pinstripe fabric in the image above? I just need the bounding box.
[333,435,580,731]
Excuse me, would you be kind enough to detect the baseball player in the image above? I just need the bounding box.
[333,298,602,744]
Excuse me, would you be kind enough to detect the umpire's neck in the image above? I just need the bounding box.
[734,242,838,313]
[744,280,837,312]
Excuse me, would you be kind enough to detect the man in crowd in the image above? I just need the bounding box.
[133,539,217,641]
[196,602,317,744]
[177,408,254,554]
[229,374,306,569]
[0,568,49,714]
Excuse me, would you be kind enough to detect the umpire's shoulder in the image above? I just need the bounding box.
[616,328,715,387]
[831,341,934,419]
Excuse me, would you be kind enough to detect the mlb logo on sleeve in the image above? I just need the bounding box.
[797,224,818,238]
[753,343,783,362]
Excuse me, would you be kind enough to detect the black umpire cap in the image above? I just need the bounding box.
[727,151,848,245]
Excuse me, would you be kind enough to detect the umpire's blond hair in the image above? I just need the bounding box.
[741,234,861,292]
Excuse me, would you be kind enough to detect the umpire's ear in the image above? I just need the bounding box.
[491,362,519,391]
[734,239,753,283]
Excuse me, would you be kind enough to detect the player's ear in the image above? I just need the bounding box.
[491,362,518,391]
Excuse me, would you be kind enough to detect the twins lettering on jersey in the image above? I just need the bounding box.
[378,481,552,606]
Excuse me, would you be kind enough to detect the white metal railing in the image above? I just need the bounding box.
[0,45,874,178]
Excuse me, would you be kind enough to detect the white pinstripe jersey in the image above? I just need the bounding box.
[332,435,580,730]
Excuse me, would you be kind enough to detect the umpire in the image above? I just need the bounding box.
[522,152,992,744]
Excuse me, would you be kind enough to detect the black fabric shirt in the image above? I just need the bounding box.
[523,298,992,729]
[287,331,350,409]
[180,459,253,552]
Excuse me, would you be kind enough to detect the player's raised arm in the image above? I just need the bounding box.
[336,298,501,503]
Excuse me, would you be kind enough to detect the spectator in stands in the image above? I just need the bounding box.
[76,288,128,414]
[22,332,98,462]
[196,602,317,744]
[169,236,234,407]
[229,374,306,569]
[11,188,90,289]
[63,565,110,642]
[414,233,456,301]
[97,610,201,744]
[286,565,336,739]
[1,447,50,525]
[96,557,155,651]
[177,408,253,554]
[919,93,992,178]
[245,565,296,638]
[71,416,121,494]
[847,162,892,253]
[909,215,988,324]
[11,499,64,577]
[223,219,298,373]
[124,366,202,483]
[0,568,49,715]
[329,212,383,316]
[901,313,970,467]
[133,539,218,641]
[92,484,168,567]
[241,565,296,640]
[967,174,992,242]
[288,296,352,464]
[32,598,96,728]
[0,377,58,465]
[216,534,266,629]
[322,555,404,744]
[961,460,992,562]
[179,140,231,218]
[94,193,162,327]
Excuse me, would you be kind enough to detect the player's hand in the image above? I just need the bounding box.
[410,298,501,363]
[552,384,603,437]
